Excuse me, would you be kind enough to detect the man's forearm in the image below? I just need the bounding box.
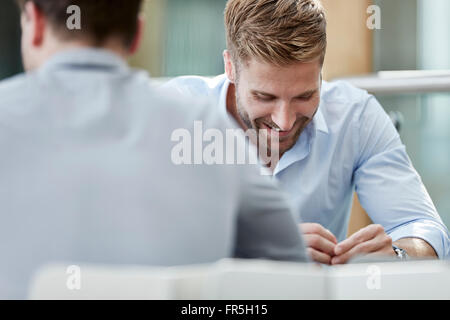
[393,238,438,258]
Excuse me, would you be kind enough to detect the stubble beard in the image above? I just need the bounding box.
[234,89,310,159]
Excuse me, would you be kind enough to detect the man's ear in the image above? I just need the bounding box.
[129,15,145,55]
[223,50,236,83]
[24,1,46,47]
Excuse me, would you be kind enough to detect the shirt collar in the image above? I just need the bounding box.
[39,48,129,74]
[313,102,329,135]
[274,104,328,174]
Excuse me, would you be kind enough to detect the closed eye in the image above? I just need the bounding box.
[254,94,275,102]
[295,93,314,101]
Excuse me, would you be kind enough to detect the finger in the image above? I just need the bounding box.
[307,247,332,265]
[300,223,337,244]
[304,234,336,256]
[363,234,393,258]
[332,233,392,265]
[334,224,383,256]
[332,240,378,265]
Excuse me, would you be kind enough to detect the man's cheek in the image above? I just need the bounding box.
[308,98,321,118]
[246,110,265,127]
[248,106,272,124]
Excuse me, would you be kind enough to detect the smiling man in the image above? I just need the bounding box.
[165,0,450,264]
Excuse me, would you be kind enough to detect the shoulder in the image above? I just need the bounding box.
[162,74,228,99]
[0,72,41,116]
[319,80,384,129]
[321,80,371,105]
[0,73,30,101]
[139,76,231,133]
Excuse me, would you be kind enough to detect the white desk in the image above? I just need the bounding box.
[28,259,450,300]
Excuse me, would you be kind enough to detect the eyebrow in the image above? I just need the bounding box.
[251,88,319,99]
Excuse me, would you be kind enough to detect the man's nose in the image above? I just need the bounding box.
[271,103,296,131]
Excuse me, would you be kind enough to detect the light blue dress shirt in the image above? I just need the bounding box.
[165,74,450,258]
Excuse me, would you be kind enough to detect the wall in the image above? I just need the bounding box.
[0,0,22,80]
[321,0,374,235]
[321,0,373,81]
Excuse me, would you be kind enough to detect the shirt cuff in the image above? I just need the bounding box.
[387,219,450,259]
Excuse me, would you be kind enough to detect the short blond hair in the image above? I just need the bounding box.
[225,0,327,67]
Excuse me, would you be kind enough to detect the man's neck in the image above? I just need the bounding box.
[31,38,129,72]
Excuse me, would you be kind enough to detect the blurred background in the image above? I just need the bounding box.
[1,0,449,231]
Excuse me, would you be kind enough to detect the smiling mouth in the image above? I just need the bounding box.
[260,123,294,138]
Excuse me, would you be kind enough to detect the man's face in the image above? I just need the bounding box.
[232,58,322,157]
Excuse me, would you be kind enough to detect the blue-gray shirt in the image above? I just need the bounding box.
[0,49,307,299]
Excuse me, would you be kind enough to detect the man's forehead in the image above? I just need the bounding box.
[238,58,322,91]
[245,72,321,98]
[250,87,319,98]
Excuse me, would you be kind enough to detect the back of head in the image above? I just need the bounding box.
[16,0,144,70]
[16,0,143,47]
[224,0,327,67]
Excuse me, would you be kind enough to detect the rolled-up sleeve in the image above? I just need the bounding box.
[353,95,450,258]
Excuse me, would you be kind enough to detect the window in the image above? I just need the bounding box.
[374,0,450,226]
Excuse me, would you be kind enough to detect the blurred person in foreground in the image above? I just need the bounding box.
[0,0,308,299]
[165,0,450,264]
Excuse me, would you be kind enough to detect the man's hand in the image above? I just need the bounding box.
[331,224,394,265]
[300,223,338,265]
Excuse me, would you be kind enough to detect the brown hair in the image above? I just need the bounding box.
[16,0,143,47]
[225,0,327,66]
